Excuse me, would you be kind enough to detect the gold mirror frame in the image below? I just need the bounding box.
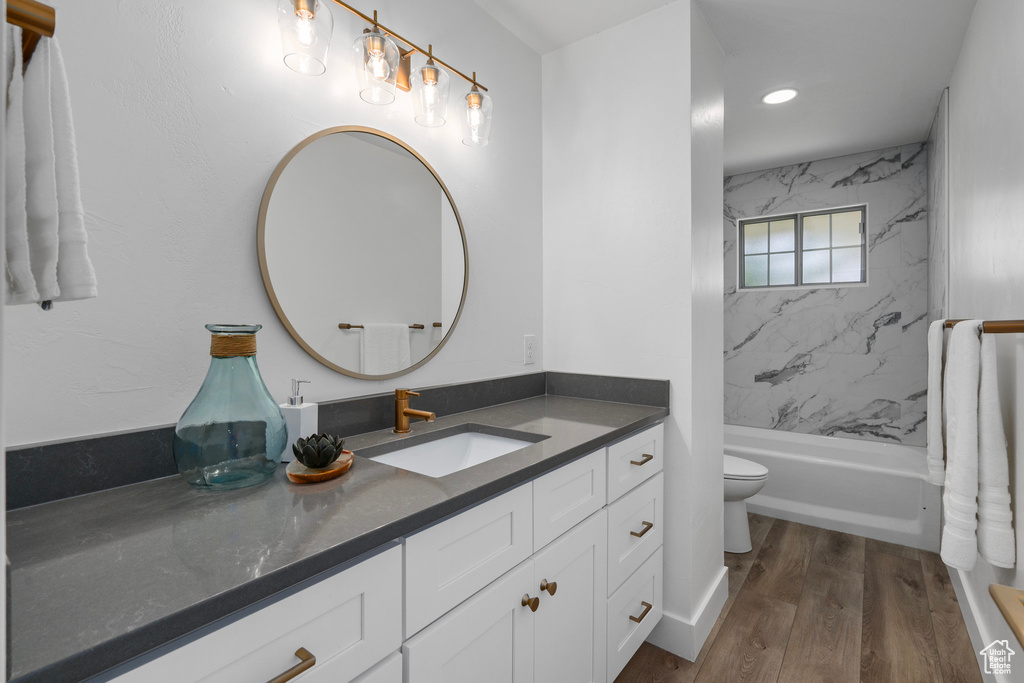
[257,126,469,380]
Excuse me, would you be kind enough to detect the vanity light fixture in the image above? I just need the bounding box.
[462,73,492,147]
[762,88,798,104]
[412,45,450,127]
[278,0,334,76]
[278,1,493,143]
[353,12,400,105]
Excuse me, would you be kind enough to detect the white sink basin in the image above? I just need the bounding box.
[368,432,535,478]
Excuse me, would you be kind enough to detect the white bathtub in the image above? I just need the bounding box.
[725,425,941,552]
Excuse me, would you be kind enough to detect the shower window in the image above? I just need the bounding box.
[738,205,867,289]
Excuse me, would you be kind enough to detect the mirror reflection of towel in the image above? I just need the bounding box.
[360,323,411,375]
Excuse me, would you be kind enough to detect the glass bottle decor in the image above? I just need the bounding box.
[173,324,288,490]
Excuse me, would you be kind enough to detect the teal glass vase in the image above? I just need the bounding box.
[173,324,287,490]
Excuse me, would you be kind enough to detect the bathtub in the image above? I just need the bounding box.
[725,424,941,552]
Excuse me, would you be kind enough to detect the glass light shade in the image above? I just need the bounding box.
[278,0,333,76]
[412,60,450,127]
[461,87,493,146]
[354,28,400,105]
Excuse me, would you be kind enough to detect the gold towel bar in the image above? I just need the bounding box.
[6,0,55,67]
[944,319,1024,333]
[339,322,443,330]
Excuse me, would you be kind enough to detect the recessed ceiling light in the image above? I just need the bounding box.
[762,89,798,104]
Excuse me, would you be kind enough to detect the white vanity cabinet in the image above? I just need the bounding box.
[108,423,663,683]
[404,483,534,637]
[403,556,537,683]
[403,508,608,683]
[111,544,402,683]
[603,423,664,681]
[533,448,606,550]
[402,423,663,683]
[532,509,608,683]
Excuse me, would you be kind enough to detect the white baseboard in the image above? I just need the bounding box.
[646,565,728,660]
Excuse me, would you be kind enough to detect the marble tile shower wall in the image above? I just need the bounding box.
[723,144,928,445]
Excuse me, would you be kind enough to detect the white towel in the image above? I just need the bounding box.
[978,333,1015,568]
[360,323,411,375]
[23,37,60,301]
[49,38,96,302]
[4,26,40,304]
[4,33,96,306]
[940,320,983,571]
[926,319,947,485]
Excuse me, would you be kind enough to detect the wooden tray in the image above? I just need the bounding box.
[286,450,354,484]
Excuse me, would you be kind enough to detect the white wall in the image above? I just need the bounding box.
[944,0,1024,670]
[3,0,542,446]
[543,0,726,659]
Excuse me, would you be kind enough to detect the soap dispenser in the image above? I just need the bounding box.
[280,379,317,461]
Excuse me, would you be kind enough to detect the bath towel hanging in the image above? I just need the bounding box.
[977,332,1015,568]
[4,25,96,307]
[926,319,947,485]
[48,37,96,302]
[4,25,40,304]
[940,319,982,571]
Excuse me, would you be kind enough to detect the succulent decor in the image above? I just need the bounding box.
[292,434,346,469]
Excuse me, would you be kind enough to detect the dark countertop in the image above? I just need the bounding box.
[7,395,667,683]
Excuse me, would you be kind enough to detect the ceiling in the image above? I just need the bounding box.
[472,0,977,175]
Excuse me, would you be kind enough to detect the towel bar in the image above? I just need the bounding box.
[339,322,442,330]
[944,319,1024,334]
[6,0,55,67]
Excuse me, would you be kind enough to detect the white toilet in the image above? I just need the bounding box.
[724,454,769,553]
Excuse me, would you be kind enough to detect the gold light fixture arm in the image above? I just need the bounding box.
[328,0,488,92]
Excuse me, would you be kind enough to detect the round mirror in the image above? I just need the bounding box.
[258,127,468,379]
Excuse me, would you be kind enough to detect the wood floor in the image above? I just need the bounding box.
[615,515,984,683]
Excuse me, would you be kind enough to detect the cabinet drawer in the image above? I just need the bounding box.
[607,547,663,681]
[405,484,533,637]
[533,449,606,551]
[313,651,402,683]
[113,545,402,683]
[607,473,664,594]
[607,423,663,502]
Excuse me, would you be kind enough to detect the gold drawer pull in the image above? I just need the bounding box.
[540,579,557,596]
[630,453,654,466]
[522,594,540,612]
[267,647,316,683]
[629,601,653,623]
[630,521,654,538]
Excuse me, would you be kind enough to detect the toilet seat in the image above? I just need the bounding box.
[724,454,768,481]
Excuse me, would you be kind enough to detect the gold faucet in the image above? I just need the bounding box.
[394,389,436,434]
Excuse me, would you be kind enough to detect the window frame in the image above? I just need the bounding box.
[736,204,868,291]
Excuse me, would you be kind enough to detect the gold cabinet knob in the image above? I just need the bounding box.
[540,579,557,596]
[267,647,316,683]
[630,453,654,466]
[521,593,540,612]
